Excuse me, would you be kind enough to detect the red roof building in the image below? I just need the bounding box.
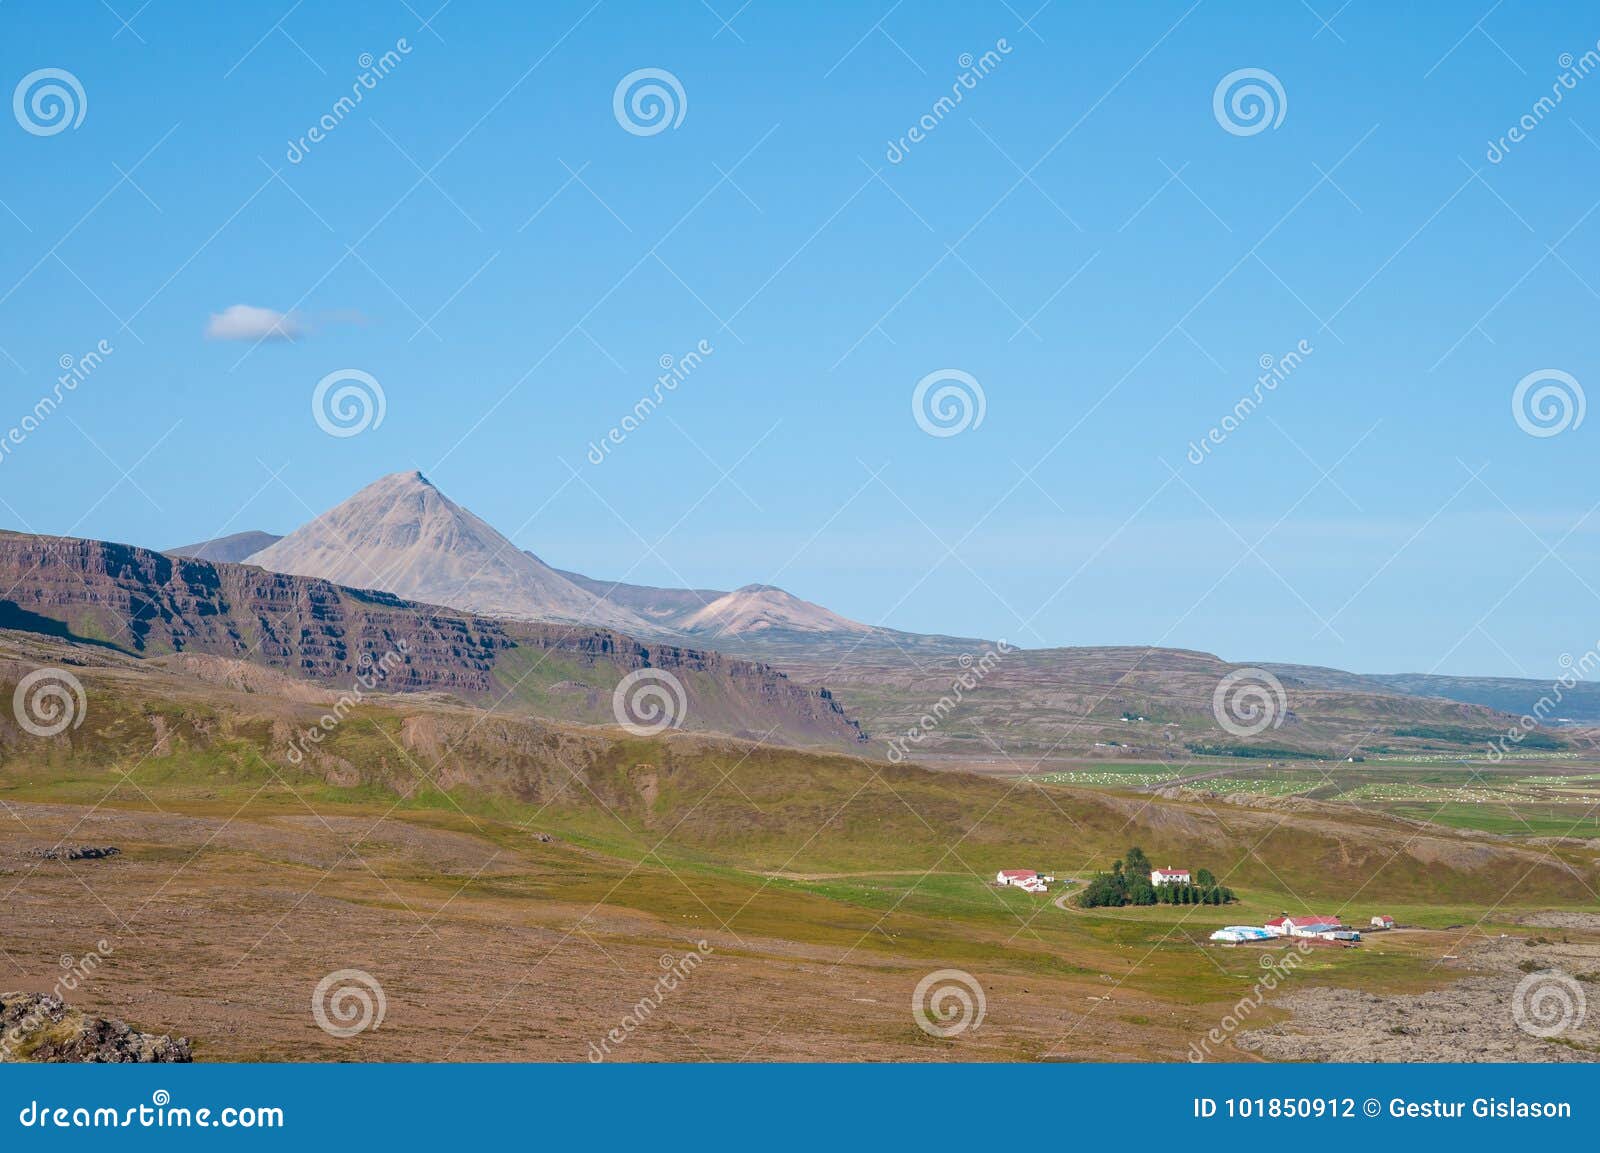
[996,869,1040,886]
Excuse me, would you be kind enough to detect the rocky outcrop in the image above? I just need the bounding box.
[0,993,192,1063]
[24,847,120,861]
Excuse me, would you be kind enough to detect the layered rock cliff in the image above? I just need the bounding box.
[0,531,865,746]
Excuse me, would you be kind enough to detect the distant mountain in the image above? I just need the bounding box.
[167,530,282,563]
[0,530,866,747]
[553,568,879,640]
[550,564,724,626]
[245,471,653,633]
[677,583,878,639]
[552,564,984,658]
[1265,664,1600,725]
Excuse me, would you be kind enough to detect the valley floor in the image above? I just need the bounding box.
[3,787,1595,1062]
[0,796,1199,1061]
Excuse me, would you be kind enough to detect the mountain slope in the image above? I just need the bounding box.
[777,645,1586,762]
[0,531,865,747]
[167,530,282,563]
[245,471,652,633]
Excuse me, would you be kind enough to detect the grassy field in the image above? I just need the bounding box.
[3,651,1599,1061]
[1026,759,1600,838]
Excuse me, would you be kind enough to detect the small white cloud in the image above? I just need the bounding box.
[206,304,300,342]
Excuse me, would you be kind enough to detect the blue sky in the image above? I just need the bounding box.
[2,1,1598,677]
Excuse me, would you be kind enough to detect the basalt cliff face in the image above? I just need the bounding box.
[0,531,865,747]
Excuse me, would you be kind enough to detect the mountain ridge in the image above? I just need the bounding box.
[0,530,866,747]
[168,529,283,563]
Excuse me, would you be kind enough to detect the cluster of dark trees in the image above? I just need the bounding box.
[1077,846,1236,908]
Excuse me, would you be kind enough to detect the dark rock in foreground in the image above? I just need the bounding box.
[25,846,120,861]
[0,992,192,1063]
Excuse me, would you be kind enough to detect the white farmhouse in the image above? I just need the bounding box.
[1150,867,1190,886]
[996,869,1038,887]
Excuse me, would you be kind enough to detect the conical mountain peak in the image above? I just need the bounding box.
[246,473,652,632]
